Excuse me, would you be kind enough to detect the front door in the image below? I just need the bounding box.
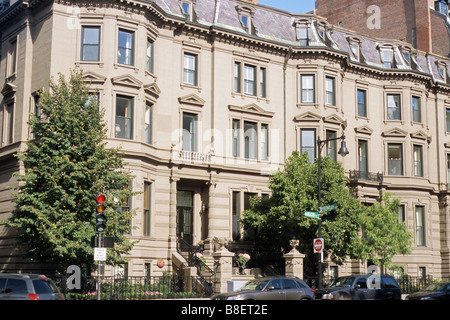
[177,191,193,250]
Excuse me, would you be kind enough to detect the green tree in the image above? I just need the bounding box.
[7,69,136,267]
[354,192,412,274]
[241,151,363,272]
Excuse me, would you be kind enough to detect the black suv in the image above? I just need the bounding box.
[315,274,402,300]
[0,273,64,300]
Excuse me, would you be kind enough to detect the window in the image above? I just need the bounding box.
[234,62,267,98]
[325,76,336,106]
[435,0,449,15]
[326,130,337,161]
[239,13,251,33]
[183,53,198,86]
[416,206,425,246]
[261,123,269,161]
[260,68,267,98]
[358,140,368,174]
[115,95,134,139]
[412,96,421,123]
[232,191,241,241]
[182,112,197,151]
[381,50,393,68]
[301,75,315,103]
[146,38,154,73]
[7,38,17,76]
[357,89,367,117]
[297,27,309,46]
[181,0,193,20]
[351,44,360,61]
[244,121,257,159]
[81,26,100,61]
[234,62,241,93]
[447,108,450,133]
[145,102,153,145]
[398,205,405,223]
[4,101,14,145]
[387,143,403,175]
[232,119,240,157]
[143,182,151,236]
[413,145,423,177]
[301,129,316,163]
[387,94,401,120]
[447,154,450,189]
[118,29,134,66]
[244,64,256,96]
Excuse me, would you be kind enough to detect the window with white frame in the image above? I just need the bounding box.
[325,76,336,106]
[115,95,134,139]
[415,206,425,246]
[234,61,267,98]
[145,102,153,145]
[412,96,421,123]
[296,26,309,46]
[387,94,401,120]
[182,112,198,152]
[381,49,394,68]
[301,128,316,163]
[81,26,100,61]
[180,0,193,21]
[301,75,315,103]
[387,143,403,176]
[146,38,154,73]
[358,140,368,174]
[413,145,424,177]
[118,29,134,66]
[183,52,198,86]
[232,119,269,160]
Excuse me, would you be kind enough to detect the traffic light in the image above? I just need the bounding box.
[95,194,106,233]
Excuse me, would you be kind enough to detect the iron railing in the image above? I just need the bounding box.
[52,274,212,300]
[349,170,383,183]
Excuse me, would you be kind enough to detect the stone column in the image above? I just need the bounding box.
[212,244,234,294]
[169,175,179,252]
[283,239,305,279]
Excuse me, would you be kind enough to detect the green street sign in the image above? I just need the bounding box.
[305,211,319,219]
[322,204,336,212]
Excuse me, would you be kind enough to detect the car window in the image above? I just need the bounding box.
[33,279,57,294]
[356,278,368,289]
[0,278,6,293]
[282,279,298,289]
[295,280,308,289]
[382,277,399,289]
[5,279,28,294]
[269,279,282,290]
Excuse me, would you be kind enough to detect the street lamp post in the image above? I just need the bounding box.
[317,134,349,289]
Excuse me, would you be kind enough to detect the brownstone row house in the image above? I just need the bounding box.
[1,0,450,286]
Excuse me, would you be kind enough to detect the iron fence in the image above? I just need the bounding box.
[52,274,213,300]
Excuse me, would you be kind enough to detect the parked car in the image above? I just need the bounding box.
[405,282,450,300]
[0,273,64,300]
[315,274,402,300]
[211,276,314,300]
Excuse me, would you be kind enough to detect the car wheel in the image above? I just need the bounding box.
[334,292,352,300]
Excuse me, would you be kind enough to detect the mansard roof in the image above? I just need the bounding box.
[2,0,449,87]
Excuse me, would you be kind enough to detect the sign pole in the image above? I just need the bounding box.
[97,231,102,301]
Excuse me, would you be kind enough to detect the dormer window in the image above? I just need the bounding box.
[436,60,447,82]
[180,0,194,21]
[240,13,250,33]
[236,5,255,35]
[346,35,362,62]
[381,50,393,68]
[294,19,310,46]
[435,0,449,15]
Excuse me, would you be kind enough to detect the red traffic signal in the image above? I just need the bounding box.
[96,194,106,232]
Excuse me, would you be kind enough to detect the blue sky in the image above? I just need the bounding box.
[258,0,316,14]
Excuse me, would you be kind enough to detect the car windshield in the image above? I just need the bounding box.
[238,279,269,291]
[328,277,355,288]
[423,283,449,292]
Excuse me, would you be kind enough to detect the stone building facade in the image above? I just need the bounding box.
[1,0,450,282]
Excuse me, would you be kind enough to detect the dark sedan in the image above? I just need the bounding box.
[406,282,450,300]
